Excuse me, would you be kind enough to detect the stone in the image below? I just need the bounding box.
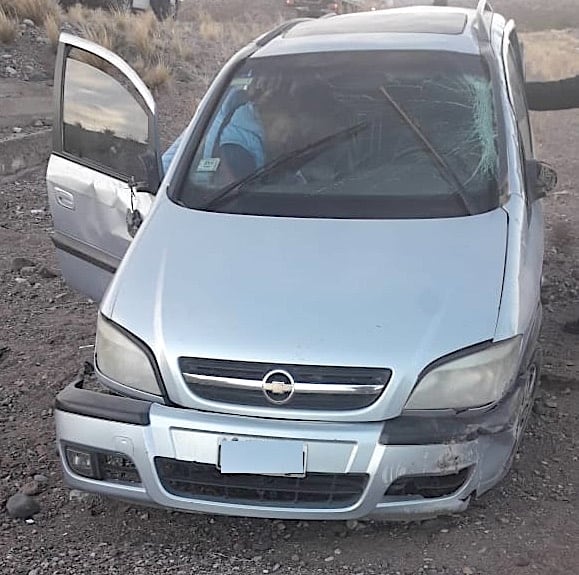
[346,519,359,530]
[19,266,36,277]
[12,127,23,134]
[6,494,40,519]
[6,66,17,76]
[20,480,42,496]
[11,257,35,271]
[514,556,530,567]
[69,489,91,502]
[33,474,48,483]
[39,266,58,279]
[22,19,35,27]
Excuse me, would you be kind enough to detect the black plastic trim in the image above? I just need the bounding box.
[379,383,523,445]
[51,230,120,274]
[55,378,152,425]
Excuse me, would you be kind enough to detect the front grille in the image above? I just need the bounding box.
[384,467,471,499]
[155,458,368,508]
[179,358,391,411]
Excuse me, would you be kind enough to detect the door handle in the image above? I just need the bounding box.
[55,187,75,210]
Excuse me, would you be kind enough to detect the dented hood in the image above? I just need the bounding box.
[108,200,507,383]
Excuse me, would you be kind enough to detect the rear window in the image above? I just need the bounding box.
[174,50,499,219]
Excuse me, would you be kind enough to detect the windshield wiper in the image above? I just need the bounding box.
[379,85,474,215]
[203,121,369,210]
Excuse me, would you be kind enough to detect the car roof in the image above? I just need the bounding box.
[253,6,507,59]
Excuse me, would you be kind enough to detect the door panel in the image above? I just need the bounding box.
[47,33,160,303]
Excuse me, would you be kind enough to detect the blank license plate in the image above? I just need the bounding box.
[219,438,306,476]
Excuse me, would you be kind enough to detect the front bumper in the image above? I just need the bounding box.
[53,373,528,521]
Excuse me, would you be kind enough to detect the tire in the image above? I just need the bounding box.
[506,349,543,469]
[150,0,177,20]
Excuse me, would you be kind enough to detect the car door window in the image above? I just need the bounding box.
[61,47,156,185]
[506,35,533,158]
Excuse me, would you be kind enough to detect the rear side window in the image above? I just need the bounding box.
[174,50,500,219]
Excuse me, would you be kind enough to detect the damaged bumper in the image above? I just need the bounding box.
[53,371,529,521]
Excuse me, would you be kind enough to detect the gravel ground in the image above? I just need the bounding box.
[1,2,578,574]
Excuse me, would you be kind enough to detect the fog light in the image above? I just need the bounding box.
[65,447,97,478]
[63,444,141,484]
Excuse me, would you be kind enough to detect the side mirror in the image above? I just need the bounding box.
[526,159,557,201]
[139,149,162,194]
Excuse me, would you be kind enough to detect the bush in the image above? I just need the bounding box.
[0,6,18,43]
[0,0,61,24]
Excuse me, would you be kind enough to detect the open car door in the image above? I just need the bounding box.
[46,33,162,303]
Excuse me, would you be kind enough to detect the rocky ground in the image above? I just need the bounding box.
[1,2,578,574]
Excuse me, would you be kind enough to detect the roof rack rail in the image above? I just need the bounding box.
[254,18,310,47]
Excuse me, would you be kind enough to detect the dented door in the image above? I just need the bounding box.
[46,33,161,302]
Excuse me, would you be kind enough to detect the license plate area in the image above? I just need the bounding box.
[218,438,306,477]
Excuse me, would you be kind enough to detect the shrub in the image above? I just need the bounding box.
[0,0,61,25]
[0,7,18,43]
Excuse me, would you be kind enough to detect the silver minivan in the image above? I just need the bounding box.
[48,2,557,520]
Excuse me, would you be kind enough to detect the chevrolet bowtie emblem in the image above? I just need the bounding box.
[262,370,295,404]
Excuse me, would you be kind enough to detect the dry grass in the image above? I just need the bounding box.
[65,3,90,26]
[66,7,174,90]
[44,12,61,52]
[0,0,280,90]
[198,11,223,42]
[128,10,159,60]
[521,30,579,81]
[196,7,280,46]
[0,0,61,25]
[141,60,172,90]
[0,6,18,43]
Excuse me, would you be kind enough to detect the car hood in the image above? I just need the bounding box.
[108,201,508,414]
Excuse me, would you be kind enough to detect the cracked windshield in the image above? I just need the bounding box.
[177,50,498,218]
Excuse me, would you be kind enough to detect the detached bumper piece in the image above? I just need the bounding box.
[55,373,151,426]
[155,457,368,508]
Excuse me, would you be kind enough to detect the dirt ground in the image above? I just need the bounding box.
[1,2,578,574]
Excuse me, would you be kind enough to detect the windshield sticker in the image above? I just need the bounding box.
[197,158,221,172]
[231,77,253,88]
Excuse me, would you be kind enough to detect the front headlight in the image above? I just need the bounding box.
[95,315,162,396]
[405,337,522,411]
